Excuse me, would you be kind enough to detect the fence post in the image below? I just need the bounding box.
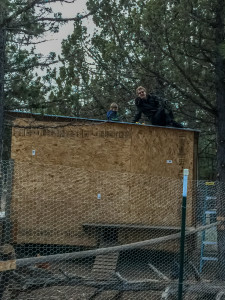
[178,169,189,300]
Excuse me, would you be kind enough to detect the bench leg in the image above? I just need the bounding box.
[89,288,104,300]
[111,291,123,299]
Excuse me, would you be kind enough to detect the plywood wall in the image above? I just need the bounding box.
[9,116,198,246]
[11,117,196,178]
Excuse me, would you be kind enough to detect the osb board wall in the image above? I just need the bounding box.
[10,117,197,246]
[11,162,193,248]
[11,117,196,178]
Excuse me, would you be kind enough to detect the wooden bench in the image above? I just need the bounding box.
[82,223,190,246]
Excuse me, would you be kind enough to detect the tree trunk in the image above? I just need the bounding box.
[215,0,225,280]
[0,3,6,161]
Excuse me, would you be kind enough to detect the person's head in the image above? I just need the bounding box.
[136,86,147,99]
[110,102,118,112]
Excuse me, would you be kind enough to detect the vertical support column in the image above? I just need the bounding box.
[178,169,189,300]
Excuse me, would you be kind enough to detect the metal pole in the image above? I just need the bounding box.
[178,169,189,300]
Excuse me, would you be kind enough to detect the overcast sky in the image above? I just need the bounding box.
[36,0,93,56]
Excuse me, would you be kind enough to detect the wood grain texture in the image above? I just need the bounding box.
[9,116,198,248]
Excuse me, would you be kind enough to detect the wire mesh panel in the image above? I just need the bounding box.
[0,161,224,299]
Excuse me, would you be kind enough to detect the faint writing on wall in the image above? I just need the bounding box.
[18,228,85,239]
[12,127,131,139]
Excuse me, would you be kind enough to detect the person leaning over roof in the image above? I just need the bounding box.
[132,86,159,124]
[107,102,120,121]
[132,86,183,128]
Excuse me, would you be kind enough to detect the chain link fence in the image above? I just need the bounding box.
[0,160,224,299]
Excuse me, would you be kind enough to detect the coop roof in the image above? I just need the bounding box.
[6,110,200,133]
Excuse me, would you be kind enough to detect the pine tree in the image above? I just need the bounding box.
[0,0,101,158]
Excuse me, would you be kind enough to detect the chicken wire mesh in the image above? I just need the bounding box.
[0,160,224,299]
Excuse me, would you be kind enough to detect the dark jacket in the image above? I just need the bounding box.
[107,110,119,121]
[132,94,160,123]
[132,95,184,128]
[152,101,183,128]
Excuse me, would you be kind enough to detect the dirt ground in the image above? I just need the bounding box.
[1,251,173,300]
[3,287,163,300]
[0,249,219,300]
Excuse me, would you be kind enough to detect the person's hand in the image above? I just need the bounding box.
[135,98,141,105]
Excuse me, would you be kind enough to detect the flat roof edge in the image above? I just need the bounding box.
[5,110,200,133]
